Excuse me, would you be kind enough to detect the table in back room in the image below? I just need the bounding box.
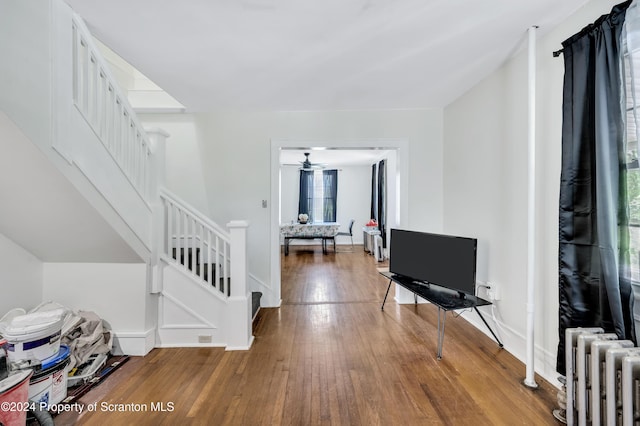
[280,222,340,255]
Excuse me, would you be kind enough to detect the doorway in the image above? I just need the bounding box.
[269,140,409,307]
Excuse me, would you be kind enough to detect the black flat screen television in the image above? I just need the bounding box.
[389,229,478,296]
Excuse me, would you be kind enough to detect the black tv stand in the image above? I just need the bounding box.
[379,271,503,359]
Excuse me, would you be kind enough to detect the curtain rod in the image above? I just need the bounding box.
[553,48,563,57]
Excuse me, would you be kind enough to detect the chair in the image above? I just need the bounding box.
[334,219,355,252]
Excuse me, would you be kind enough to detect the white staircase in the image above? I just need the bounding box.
[155,190,253,350]
[0,0,254,353]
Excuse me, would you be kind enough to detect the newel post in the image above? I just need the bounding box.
[226,220,254,350]
[146,128,169,196]
[146,128,170,294]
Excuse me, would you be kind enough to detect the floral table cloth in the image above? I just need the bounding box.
[280,222,340,237]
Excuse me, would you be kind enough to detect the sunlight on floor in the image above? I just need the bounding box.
[309,304,333,330]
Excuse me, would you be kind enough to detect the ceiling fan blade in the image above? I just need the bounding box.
[279,152,330,169]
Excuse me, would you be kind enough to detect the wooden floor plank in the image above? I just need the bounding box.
[55,245,559,425]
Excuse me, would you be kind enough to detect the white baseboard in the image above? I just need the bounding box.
[155,342,226,349]
[226,335,255,351]
[155,326,225,348]
[459,306,561,388]
[112,328,155,356]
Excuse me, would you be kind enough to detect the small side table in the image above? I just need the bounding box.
[363,227,380,253]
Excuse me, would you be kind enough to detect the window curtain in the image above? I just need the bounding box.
[370,164,377,221]
[377,160,386,247]
[322,170,338,222]
[556,0,636,376]
[298,170,314,220]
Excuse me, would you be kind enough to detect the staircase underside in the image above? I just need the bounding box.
[0,112,142,262]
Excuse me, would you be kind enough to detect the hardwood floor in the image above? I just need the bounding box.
[57,245,560,425]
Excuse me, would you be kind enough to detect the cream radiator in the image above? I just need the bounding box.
[563,327,640,425]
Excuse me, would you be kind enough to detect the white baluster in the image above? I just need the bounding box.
[215,235,220,291]
[198,222,203,281]
[166,199,173,259]
[206,229,212,287]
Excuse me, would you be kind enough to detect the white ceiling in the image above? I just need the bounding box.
[64,0,588,112]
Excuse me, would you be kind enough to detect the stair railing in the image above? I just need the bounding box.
[159,189,231,297]
[71,14,152,204]
[158,190,253,349]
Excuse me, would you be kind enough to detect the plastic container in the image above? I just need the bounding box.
[28,345,70,406]
[0,308,65,363]
[29,301,78,337]
[0,369,33,426]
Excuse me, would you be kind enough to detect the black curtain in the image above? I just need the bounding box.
[370,164,377,221]
[323,170,338,222]
[557,0,635,375]
[298,170,314,220]
[377,160,386,247]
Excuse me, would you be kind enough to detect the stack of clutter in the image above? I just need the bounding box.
[364,219,378,229]
[63,310,112,386]
[0,301,113,418]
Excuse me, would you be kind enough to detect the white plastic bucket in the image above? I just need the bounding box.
[28,345,70,406]
[1,309,64,363]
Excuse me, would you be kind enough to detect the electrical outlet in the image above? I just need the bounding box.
[198,335,212,343]
[491,283,501,301]
[477,282,490,299]
[482,282,500,301]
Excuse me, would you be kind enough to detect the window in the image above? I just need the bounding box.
[312,171,325,222]
[624,45,640,282]
[298,170,337,222]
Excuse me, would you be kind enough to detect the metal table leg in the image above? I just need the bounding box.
[473,307,503,348]
[437,308,446,360]
[381,279,392,310]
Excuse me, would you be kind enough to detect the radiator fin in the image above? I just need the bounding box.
[563,328,640,426]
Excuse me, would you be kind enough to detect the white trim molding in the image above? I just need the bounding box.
[112,328,155,356]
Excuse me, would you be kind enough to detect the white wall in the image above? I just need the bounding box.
[0,0,52,150]
[138,114,210,215]
[43,263,155,356]
[195,109,443,306]
[443,0,622,385]
[280,166,300,226]
[0,233,43,317]
[280,164,371,245]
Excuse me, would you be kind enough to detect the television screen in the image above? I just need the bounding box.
[389,229,477,296]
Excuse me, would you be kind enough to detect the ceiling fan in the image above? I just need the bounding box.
[284,152,327,170]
